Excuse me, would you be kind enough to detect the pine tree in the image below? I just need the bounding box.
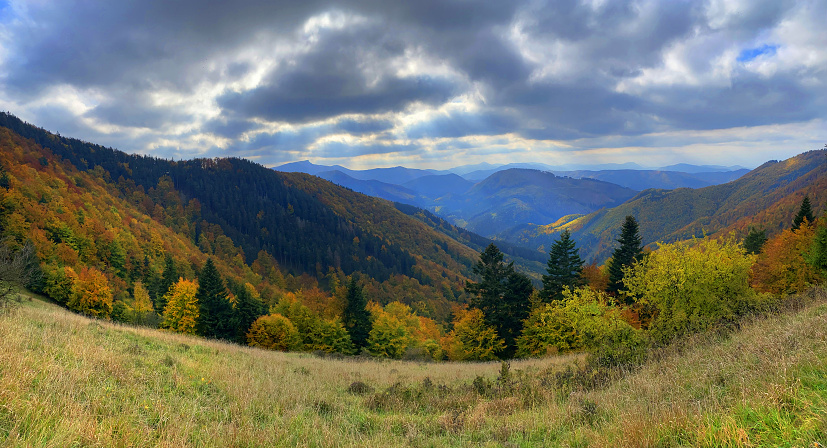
[196,258,234,339]
[792,195,815,230]
[743,227,768,255]
[607,215,643,301]
[465,243,532,358]
[539,230,584,303]
[155,254,177,311]
[343,276,371,350]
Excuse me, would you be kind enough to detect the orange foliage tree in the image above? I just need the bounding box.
[68,267,113,318]
[751,223,823,295]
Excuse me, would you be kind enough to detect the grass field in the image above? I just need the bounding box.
[1,290,826,447]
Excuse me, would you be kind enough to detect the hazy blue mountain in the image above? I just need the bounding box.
[550,169,749,190]
[402,173,475,198]
[658,163,748,173]
[316,170,422,205]
[432,168,638,236]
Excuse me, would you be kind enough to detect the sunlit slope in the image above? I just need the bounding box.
[505,149,827,262]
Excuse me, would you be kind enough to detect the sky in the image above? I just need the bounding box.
[0,0,825,170]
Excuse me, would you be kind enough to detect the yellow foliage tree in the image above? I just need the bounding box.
[247,313,301,351]
[131,280,155,324]
[68,267,113,318]
[161,278,199,335]
[443,307,504,361]
[516,287,640,358]
[624,237,765,343]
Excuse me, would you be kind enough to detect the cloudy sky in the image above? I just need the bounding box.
[1,0,825,169]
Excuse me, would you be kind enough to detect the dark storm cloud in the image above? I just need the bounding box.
[0,0,825,167]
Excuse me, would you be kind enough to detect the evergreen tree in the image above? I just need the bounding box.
[607,215,644,301]
[343,276,371,350]
[806,217,827,277]
[465,243,532,358]
[539,230,584,303]
[792,195,815,230]
[743,227,768,255]
[196,258,234,339]
[155,254,177,311]
[231,282,266,343]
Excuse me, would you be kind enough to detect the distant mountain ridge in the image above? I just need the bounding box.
[501,149,827,262]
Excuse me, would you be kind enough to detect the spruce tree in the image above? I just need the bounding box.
[792,195,815,230]
[465,243,532,358]
[343,276,371,350]
[196,258,234,339]
[231,283,266,343]
[743,227,768,255]
[607,215,643,301]
[539,230,584,303]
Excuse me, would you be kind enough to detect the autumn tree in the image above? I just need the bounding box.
[161,278,199,335]
[465,243,532,358]
[196,258,234,339]
[792,195,815,230]
[443,307,504,361]
[517,287,642,360]
[752,223,823,295]
[743,227,768,255]
[539,230,584,303]
[68,267,113,318]
[625,237,762,343]
[131,280,155,325]
[343,276,372,350]
[247,314,301,351]
[607,215,644,301]
[155,254,177,311]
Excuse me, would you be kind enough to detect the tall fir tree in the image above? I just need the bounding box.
[196,258,234,339]
[743,227,768,255]
[539,230,584,303]
[607,215,643,302]
[155,254,177,312]
[343,276,371,350]
[465,243,532,358]
[792,195,815,230]
[231,282,266,343]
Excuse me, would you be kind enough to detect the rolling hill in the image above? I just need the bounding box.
[0,112,509,321]
[435,168,638,237]
[502,149,827,262]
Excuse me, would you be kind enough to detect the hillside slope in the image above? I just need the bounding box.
[504,149,827,262]
[2,290,824,446]
[0,112,494,319]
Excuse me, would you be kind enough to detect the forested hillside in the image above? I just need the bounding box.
[0,112,493,326]
[503,149,827,262]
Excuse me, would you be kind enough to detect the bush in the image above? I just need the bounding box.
[516,286,642,359]
[624,237,765,344]
[247,313,302,351]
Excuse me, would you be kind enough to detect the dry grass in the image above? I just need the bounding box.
[1,290,826,447]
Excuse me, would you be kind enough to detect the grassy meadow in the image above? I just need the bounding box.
[1,290,826,447]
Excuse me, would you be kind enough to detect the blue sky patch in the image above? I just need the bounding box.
[737,44,778,62]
